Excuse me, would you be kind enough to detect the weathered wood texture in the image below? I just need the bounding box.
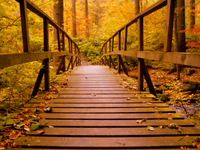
[16,65,200,149]
[101,51,200,67]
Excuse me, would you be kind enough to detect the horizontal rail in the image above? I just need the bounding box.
[0,52,80,69]
[101,51,200,67]
[103,0,167,46]
[16,0,68,38]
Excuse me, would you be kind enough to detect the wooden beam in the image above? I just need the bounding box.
[143,61,156,96]
[62,32,66,71]
[0,51,78,69]
[32,60,45,96]
[138,17,144,91]
[19,0,30,52]
[164,0,175,52]
[109,40,111,68]
[112,37,114,52]
[119,56,128,76]
[101,51,200,68]
[124,26,128,51]
[44,19,49,91]
[57,28,61,52]
[67,56,73,71]
[118,31,121,73]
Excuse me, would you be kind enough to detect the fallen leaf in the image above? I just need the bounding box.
[24,125,30,131]
[63,82,68,85]
[44,107,52,113]
[141,118,147,122]
[25,109,32,113]
[168,123,178,129]
[5,119,15,126]
[136,120,142,123]
[147,126,154,131]
[9,131,21,140]
[37,130,44,134]
[30,123,39,131]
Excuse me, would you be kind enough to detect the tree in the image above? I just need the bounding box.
[72,0,77,37]
[85,0,89,38]
[53,0,64,28]
[190,0,195,29]
[175,0,186,79]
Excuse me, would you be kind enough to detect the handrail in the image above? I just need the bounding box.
[100,0,178,96]
[0,0,82,96]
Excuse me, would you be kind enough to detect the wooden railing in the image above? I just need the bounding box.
[0,0,81,96]
[100,0,200,96]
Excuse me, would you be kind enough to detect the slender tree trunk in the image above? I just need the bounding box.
[190,0,195,29]
[135,0,139,14]
[94,0,100,26]
[85,0,89,38]
[72,0,77,37]
[176,0,186,79]
[53,0,63,64]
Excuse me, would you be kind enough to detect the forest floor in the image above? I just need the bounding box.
[128,67,200,127]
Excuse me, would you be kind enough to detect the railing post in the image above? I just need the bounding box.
[44,19,49,91]
[138,17,144,91]
[109,39,111,68]
[164,0,175,52]
[20,0,30,52]
[62,32,65,72]
[32,18,49,96]
[57,28,61,52]
[118,31,121,73]
[112,37,114,52]
[105,42,108,66]
[124,26,128,51]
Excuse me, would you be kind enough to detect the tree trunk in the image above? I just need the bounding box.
[94,0,100,26]
[190,0,195,29]
[135,0,139,14]
[176,0,186,79]
[53,0,63,40]
[85,0,89,38]
[53,0,63,64]
[72,0,77,37]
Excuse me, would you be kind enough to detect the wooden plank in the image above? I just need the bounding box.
[6,148,196,150]
[39,119,194,127]
[28,99,158,104]
[20,0,30,52]
[0,51,78,69]
[25,103,168,108]
[26,127,200,136]
[56,95,154,98]
[58,88,128,91]
[101,51,200,67]
[27,108,175,113]
[15,136,196,148]
[40,113,183,119]
[58,91,150,94]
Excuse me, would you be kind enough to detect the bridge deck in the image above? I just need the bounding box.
[14,65,199,149]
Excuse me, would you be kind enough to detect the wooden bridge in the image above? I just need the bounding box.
[1,0,200,149]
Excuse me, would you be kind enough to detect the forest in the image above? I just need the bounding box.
[0,0,200,137]
[0,0,200,148]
